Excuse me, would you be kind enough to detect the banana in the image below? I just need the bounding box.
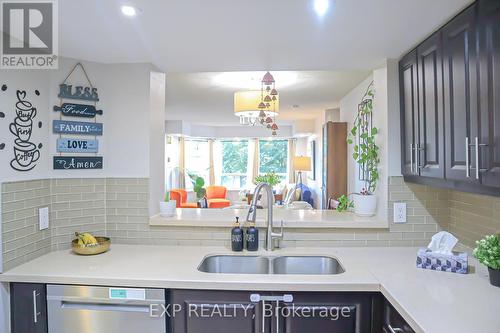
[75,232,98,246]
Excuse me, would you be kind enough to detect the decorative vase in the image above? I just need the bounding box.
[352,194,377,217]
[488,267,500,287]
[159,200,176,217]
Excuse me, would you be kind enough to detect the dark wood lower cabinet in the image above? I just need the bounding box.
[7,283,416,333]
[382,298,415,333]
[170,290,378,333]
[10,283,48,333]
[170,290,263,333]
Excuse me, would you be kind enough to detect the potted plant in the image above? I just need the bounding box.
[473,234,500,287]
[255,171,282,192]
[336,194,354,212]
[188,173,207,207]
[159,191,176,217]
[347,82,380,217]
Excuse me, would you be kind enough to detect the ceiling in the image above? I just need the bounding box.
[58,0,473,73]
[165,70,370,125]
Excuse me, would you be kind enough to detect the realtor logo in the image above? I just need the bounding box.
[1,0,58,69]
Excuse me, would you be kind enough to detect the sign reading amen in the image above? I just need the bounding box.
[53,156,102,170]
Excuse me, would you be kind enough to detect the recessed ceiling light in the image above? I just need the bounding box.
[313,0,329,17]
[121,5,139,17]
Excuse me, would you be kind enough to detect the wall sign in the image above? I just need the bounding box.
[53,103,103,118]
[58,84,99,101]
[9,90,43,172]
[54,63,103,171]
[53,156,103,170]
[57,138,98,153]
[53,120,103,136]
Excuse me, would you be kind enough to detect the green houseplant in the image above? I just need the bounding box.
[336,194,354,213]
[347,82,380,216]
[255,172,282,188]
[473,234,500,287]
[187,172,207,206]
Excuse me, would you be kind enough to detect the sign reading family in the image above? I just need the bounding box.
[57,138,98,153]
[53,120,103,136]
[53,103,103,118]
[53,156,102,170]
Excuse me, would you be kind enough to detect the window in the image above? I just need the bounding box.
[220,140,248,189]
[259,139,288,182]
[184,139,210,190]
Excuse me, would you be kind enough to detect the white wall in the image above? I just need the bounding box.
[149,72,167,214]
[386,59,402,176]
[1,59,165,182]
[0,71,51,182]
[340,64,391,220]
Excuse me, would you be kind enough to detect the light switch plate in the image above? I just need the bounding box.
[393,202,407,223]
[39,207,49,230]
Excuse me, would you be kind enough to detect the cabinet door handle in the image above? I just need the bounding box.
[465,137,470,178]
[410,144,414,173]
[387,324,404,333]
[33,290,40,324]
[474,137,488,179]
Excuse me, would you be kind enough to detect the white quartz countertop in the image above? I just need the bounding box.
[150,208,388,228]
[1,245,499,333]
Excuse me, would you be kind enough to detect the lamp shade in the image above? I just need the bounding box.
[293,156,312,171]
[234,90,279,118]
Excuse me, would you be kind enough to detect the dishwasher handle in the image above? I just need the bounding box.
[60,301,152,313]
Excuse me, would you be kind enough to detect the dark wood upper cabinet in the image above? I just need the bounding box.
[400,1,500,195]
[417,32,445,178]
[442,4,479,183]
[478,0,500,187]
[399,50,419,176]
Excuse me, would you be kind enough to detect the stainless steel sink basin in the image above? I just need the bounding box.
[198,255,344,275]
[272,256,344,275]
[198,255,270,274]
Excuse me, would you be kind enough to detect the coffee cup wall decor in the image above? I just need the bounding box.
[9,90,42,172]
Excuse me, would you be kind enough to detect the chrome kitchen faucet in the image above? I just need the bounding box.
[246,183,283,251]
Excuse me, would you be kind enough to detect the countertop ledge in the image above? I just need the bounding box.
[1,245,499,333]
[150,208,388,228]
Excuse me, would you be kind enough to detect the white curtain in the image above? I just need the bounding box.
[247,139,260,187]
[178,136,186,189]
[288,139,296,183]
[208,139,215,185]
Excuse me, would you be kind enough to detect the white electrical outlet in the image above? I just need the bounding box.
[39,207,49,230]
[393,202,407,223]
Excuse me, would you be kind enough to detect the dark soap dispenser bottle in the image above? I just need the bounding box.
[246,221,259,251]
[231,217,244,252]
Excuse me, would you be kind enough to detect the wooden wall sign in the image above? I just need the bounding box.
[58,84,99,101]
[53,103,103,118]
[53,156,103,170]
[57,138,98,153]
[53,120,103,136]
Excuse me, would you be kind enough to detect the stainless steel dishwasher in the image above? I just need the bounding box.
[47,285,166,333]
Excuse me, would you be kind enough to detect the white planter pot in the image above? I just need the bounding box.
[353,194,377,217]
[159,200,176,217]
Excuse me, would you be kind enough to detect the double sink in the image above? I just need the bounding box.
[198,255,344,275]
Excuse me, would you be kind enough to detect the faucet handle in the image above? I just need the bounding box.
[272,220,284,239]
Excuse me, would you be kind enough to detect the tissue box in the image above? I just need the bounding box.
[416,248,468,274]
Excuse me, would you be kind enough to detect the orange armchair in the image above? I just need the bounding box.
[169,189,198,208]
[205,186,231,208]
